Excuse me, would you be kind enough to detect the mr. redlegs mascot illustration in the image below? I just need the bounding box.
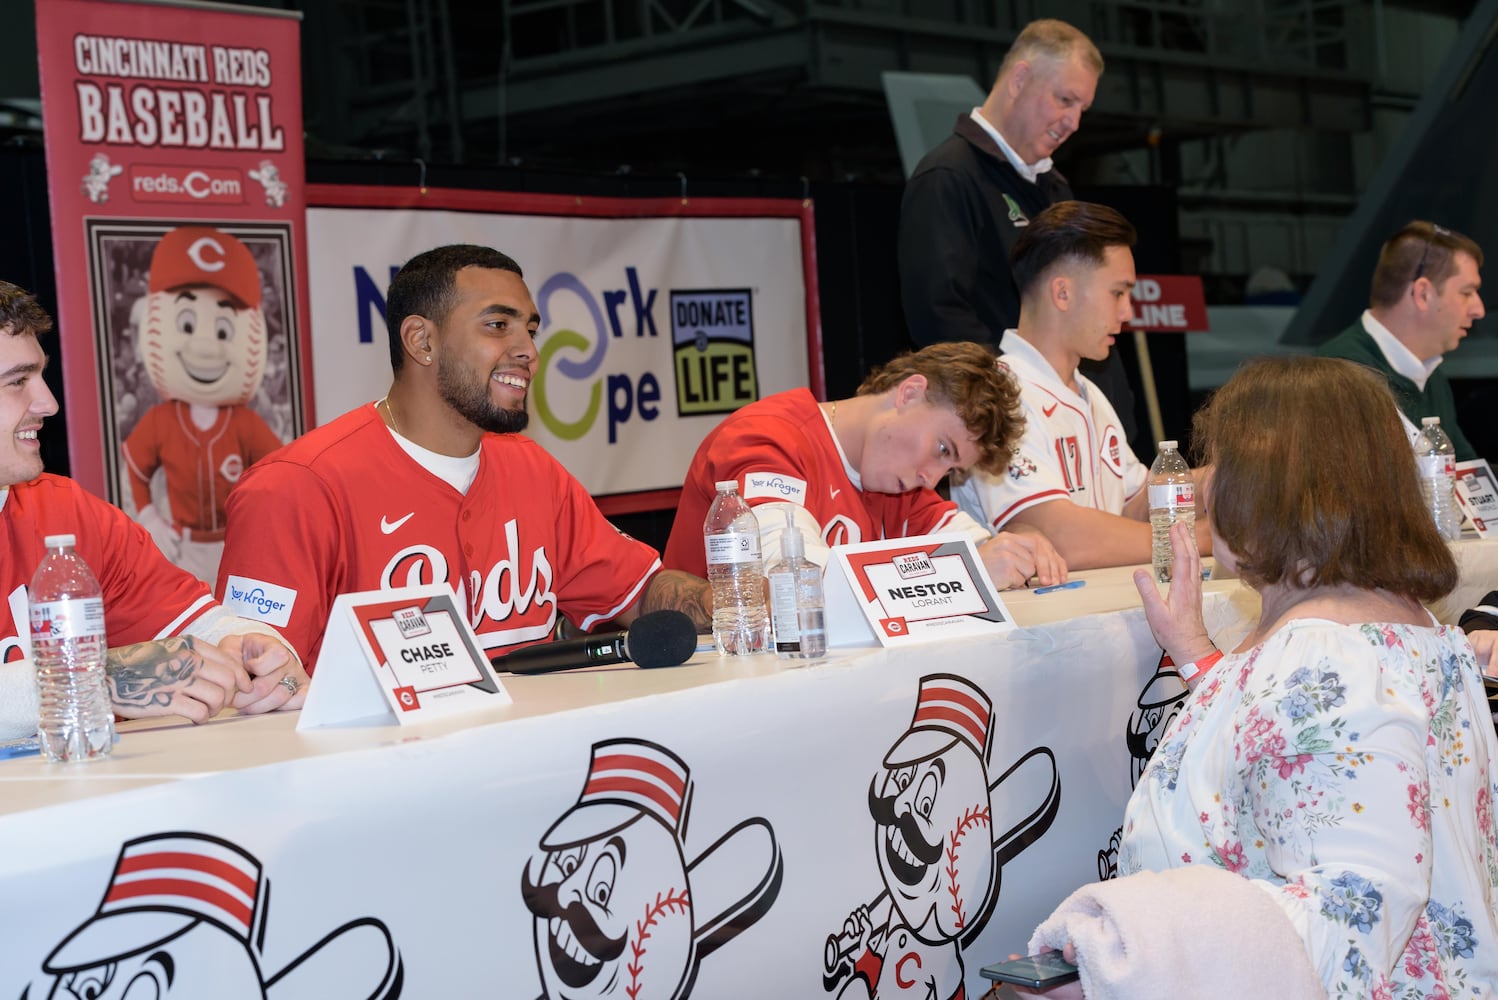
[122,226,283,584]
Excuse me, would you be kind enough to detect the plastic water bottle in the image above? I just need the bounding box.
[766,507,826,659]
[1416,417,1462,541]
[704,481,771,655]
[28,534,114,762]
[1148,440,1195,583]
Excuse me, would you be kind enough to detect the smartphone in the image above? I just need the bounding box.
[980,952,1080,989]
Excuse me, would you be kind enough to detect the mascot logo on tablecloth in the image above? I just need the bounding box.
[1097,651,1190,879]
[824,673,1060,999]
[22,831,402,1000]
[522,738,783,1000]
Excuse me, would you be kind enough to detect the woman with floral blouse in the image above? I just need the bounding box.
[1010,356,1498,999]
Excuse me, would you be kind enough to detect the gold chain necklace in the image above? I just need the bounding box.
[381,396,402,437]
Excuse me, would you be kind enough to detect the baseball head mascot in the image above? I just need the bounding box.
[121,226,285,584]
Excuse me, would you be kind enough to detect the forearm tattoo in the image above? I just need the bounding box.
[105,636,202,710]
[642,570,713,632]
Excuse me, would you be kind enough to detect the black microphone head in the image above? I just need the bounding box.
[626,610,699,668]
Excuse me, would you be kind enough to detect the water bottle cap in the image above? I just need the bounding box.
[43,534,76,550]
[714,480,739,493]
[1421,417,1440,427]
[1158,440,1177,451]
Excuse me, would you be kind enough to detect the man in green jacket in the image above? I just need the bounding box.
[1316,220,1485,460]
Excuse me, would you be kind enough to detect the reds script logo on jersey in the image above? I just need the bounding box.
[822,513,862,548]
[382,518,558,646]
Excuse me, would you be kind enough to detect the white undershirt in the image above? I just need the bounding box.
[383,420,481,495]
[818,403,863,491]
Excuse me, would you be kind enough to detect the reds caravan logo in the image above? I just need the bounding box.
[522,739,783,999]
[892,553,935,580]
[1099,425,1126,478]
[824,674,1060,998]
[381,519,558,648]
[20,831,401,999]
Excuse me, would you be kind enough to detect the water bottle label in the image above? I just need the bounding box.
[768,572,799,638]
[1147,483,1194,509]
[28,597,106,641]
[1418,455,1451,479]
[706,532,761,565]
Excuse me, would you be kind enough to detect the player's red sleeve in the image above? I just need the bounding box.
[61,480,215,645]
[219,459,343,666]
[663,416,815,577]
[549,463,660,631]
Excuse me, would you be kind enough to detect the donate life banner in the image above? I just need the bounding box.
[35,0,311,530]
[306,186,820,509]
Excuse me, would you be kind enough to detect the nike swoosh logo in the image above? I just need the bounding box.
[1042,403,1059,417]
[830,489,842,500]
[381,512,415,534]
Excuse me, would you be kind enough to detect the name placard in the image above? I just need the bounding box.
[1454,459,1498,537]
[297,584,510,729]
[823,533,1014,647]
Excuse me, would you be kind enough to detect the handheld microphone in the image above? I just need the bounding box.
[491,610,699,675]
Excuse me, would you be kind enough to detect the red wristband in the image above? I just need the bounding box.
[1176,648,1223,685]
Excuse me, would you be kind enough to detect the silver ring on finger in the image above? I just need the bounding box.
[279,675,300,695]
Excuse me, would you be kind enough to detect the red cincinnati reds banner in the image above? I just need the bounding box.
[36,0,311,584]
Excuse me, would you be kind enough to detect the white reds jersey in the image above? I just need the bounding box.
[953,331,1146,529]
[218,405,661,668]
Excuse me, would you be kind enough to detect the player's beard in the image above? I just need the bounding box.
[437,353,530,434]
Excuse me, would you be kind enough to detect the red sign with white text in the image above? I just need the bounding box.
[36,0,312,586]
[1127,275,1209,332]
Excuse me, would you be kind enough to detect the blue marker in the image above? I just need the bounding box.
[0,731,119,761]
[0,736,41,760]
[1032,579,1086,595]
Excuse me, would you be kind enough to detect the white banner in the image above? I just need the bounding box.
[305,189,818,504]
[0,610,1172,998]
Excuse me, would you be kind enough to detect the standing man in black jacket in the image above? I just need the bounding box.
[899,18,1136,437]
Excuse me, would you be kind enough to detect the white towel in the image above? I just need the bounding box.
[1028,866,1325,999]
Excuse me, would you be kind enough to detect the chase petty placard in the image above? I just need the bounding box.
[299,584,508,729]
[824,533,1014,647]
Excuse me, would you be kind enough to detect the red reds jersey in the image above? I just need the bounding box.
[663,388,968,577]
[952,331,1146,529]
[122,401,283,534]
[218,405,661,667]
[0,475,217,664]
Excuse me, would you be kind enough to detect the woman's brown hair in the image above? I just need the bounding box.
[1195,355,1456,600]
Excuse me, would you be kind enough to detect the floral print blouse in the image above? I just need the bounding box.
[1120,620,1498,998]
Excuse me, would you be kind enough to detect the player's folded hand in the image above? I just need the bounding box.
[106,635,253,724]
[220,632,309,714]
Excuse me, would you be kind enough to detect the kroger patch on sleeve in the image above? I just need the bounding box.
[222,576,297,627]
[742,472,807,504]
